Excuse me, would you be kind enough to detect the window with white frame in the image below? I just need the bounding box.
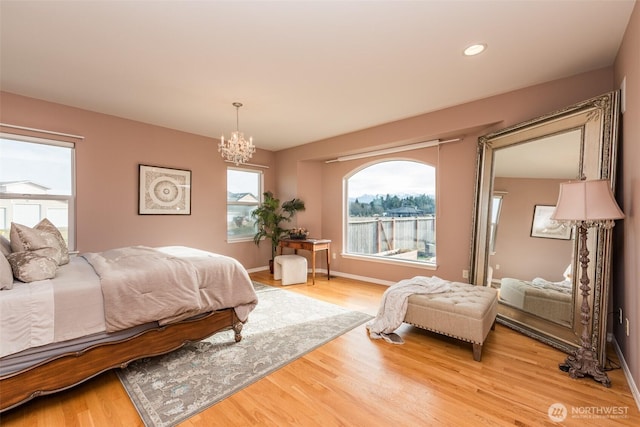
[226,167,262,241]
[0,134,76,249]
[489,194,504,253]
[345,160,436,265]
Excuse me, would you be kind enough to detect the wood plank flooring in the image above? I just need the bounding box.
[2,271,638,426]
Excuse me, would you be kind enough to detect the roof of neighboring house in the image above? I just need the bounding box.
[227,192,259,203]
[0,181,50,191]
[385,207,424,216]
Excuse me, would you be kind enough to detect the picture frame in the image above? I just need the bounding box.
[530,205,571,240]
[138,164,191,215]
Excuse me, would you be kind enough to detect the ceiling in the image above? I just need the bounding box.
[0,1,635,152]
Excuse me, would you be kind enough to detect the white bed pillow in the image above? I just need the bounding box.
[0,252,13,290]
[9,219,69,266]
[6,250,57,283]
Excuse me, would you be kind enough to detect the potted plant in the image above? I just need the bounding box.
[252,191,305,272]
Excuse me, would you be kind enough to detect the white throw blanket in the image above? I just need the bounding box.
[367,276,451,344]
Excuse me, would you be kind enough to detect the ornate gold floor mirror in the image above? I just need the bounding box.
[470,91,620,371]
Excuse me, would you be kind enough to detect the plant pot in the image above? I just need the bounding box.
[269,259,274,274]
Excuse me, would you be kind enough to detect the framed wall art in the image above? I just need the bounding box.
[530,204,571,240]
[138,164,191,215]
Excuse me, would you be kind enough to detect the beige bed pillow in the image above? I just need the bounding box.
[0,235,11,257]
[9,219,69,266]
[0,252,13,290]
[34,218,70,265]
[7,250,58,283]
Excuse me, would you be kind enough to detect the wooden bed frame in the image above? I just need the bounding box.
[0,308,243,412]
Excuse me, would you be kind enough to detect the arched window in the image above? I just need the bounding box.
[345,160,436,265]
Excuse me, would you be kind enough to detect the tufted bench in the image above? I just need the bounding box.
[404,281,498,361]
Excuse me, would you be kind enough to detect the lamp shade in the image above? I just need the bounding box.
[551,179,624,222]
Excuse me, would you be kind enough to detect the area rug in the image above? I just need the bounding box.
[117,283,373,427]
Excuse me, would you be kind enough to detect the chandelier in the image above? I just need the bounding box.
[218,102,256,165]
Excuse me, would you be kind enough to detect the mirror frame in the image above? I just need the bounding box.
[470,91,619,365]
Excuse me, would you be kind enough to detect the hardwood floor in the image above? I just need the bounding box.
[2,271,638,426]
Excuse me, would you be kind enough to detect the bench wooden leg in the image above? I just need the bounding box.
[472,343,482,362]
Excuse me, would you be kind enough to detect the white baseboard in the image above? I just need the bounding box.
[613,338,640,411]
[326,270,395,286]
[248,266,395,287]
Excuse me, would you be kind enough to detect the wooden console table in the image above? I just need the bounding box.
[279,238,331,285]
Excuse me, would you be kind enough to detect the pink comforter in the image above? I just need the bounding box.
[82,246,258,333]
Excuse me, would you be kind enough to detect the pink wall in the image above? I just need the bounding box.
[614,1,640,398]
[0,93,276,268]
[275,68,614,284]
[491,178,573,281]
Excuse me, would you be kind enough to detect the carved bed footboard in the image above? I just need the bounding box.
[0,308,241,412]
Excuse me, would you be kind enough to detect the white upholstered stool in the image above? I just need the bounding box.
[274,255,308,285]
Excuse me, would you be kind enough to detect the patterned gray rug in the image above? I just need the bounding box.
[117,283,372,427]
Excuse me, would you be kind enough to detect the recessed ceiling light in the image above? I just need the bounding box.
[464,43,487,56]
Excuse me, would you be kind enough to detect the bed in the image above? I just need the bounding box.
[499,277,573,326]
[0,224,258,412]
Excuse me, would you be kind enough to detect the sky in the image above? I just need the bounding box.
[227,168,261,195]
[348,160,436,198]
[0,138,72,194]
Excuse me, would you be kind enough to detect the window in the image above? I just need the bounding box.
[0,134,75,249]
[345,160,436,265]
[489,194,504,253]
[226,167,262,241]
